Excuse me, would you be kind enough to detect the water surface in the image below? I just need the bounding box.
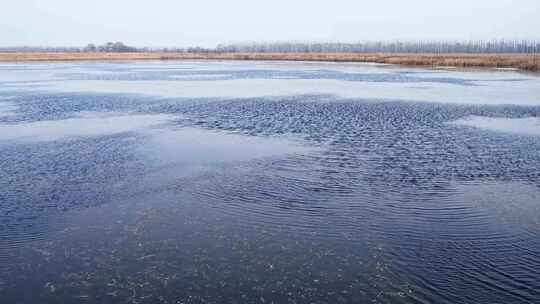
[1,61,540,304]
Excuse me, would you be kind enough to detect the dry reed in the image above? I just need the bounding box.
[0,52,538,72]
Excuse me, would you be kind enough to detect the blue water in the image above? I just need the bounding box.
[1,61,540,303]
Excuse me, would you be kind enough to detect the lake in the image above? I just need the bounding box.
[1,60,540,303]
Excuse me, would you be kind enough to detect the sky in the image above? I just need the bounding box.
[1,0,539,47]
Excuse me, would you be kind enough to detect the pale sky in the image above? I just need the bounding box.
[1,0,539,47]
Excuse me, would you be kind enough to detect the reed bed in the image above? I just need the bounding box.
[1,52,538,72]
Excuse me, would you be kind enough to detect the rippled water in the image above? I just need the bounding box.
[1,61,540,304]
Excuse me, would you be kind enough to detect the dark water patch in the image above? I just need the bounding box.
[0,135,145,244]
[0,118,311,261]
[0,91,166,123]
[0,175,408,304]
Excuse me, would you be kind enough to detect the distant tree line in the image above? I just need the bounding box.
[0,42,139,53]
[0,46,83,53]
[216,40,540,54]
[1,40,539,54]
[0,42,218,53]
[82,42,138,52]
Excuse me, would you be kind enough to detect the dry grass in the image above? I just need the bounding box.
[0,52,539,72]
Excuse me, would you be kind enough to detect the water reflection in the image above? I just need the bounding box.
[450,115,540,136]
[33,78,540,105]
[139,127,313,165]
[0,113,173,142]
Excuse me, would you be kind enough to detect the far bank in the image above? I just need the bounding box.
[1,52,538,72]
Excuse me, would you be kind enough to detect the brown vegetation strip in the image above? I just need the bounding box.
[1,52,539,72]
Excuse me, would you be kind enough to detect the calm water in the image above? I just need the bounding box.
[1,61,540,303]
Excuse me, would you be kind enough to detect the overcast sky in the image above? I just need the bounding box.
[2,0,539,47]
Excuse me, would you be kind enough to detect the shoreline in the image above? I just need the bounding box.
[0,52,539,72]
